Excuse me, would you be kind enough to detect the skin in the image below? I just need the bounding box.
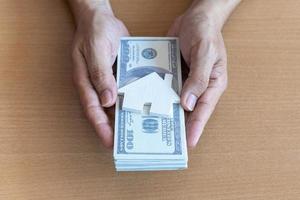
[68,0,241,149]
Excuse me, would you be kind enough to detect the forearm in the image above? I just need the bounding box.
[67,0,113,24]
[188,0,241,30]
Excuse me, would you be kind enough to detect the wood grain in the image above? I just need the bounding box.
[1,0,300,199]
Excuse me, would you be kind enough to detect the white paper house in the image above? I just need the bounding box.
[118,72,180,117]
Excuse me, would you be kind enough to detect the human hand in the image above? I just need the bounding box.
[168,0,240,147]
[69,0,129,148]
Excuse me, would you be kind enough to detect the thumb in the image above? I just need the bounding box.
[181,41,217,111]
[85,41,118,108]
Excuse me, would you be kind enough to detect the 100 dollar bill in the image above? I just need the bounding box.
[114,37,187,161]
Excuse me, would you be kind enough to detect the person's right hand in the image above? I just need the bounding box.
[70,1,129,148]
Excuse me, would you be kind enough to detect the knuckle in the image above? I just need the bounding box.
[85,104,99,120]
[85,104,108,124]
[72,70,85,89]
[184,76,209,97]
[212,65,226,78]
[188,112,207,128]
[190,76,209,91]
[197,97,214,109]
[89,68,108,83]
[85,103,98,115]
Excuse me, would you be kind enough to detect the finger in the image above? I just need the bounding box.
[186,74,227,148]
[181,40,218,111]
[85,40,117,108]
[72,48,113,148]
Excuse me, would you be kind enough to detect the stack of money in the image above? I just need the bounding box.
[113,37,188,171]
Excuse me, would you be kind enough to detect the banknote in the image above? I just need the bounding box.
[113,37,188,171]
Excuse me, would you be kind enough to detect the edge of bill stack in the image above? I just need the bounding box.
[113,37,188,171]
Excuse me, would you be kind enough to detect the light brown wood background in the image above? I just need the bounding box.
[1,0,300,199]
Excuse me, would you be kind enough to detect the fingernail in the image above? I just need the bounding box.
[186,93,197,111]
[100,89,112,107]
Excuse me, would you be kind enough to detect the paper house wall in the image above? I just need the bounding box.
[118,72,180,117]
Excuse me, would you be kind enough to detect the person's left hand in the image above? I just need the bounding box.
[168,7,228,148]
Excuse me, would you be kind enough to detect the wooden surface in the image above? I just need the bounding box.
[1,0,300,199]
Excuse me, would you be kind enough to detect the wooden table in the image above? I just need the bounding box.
[1,0,300,199]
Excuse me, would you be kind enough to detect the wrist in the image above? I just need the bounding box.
[188,0,241,30]
[68,0,114,24]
